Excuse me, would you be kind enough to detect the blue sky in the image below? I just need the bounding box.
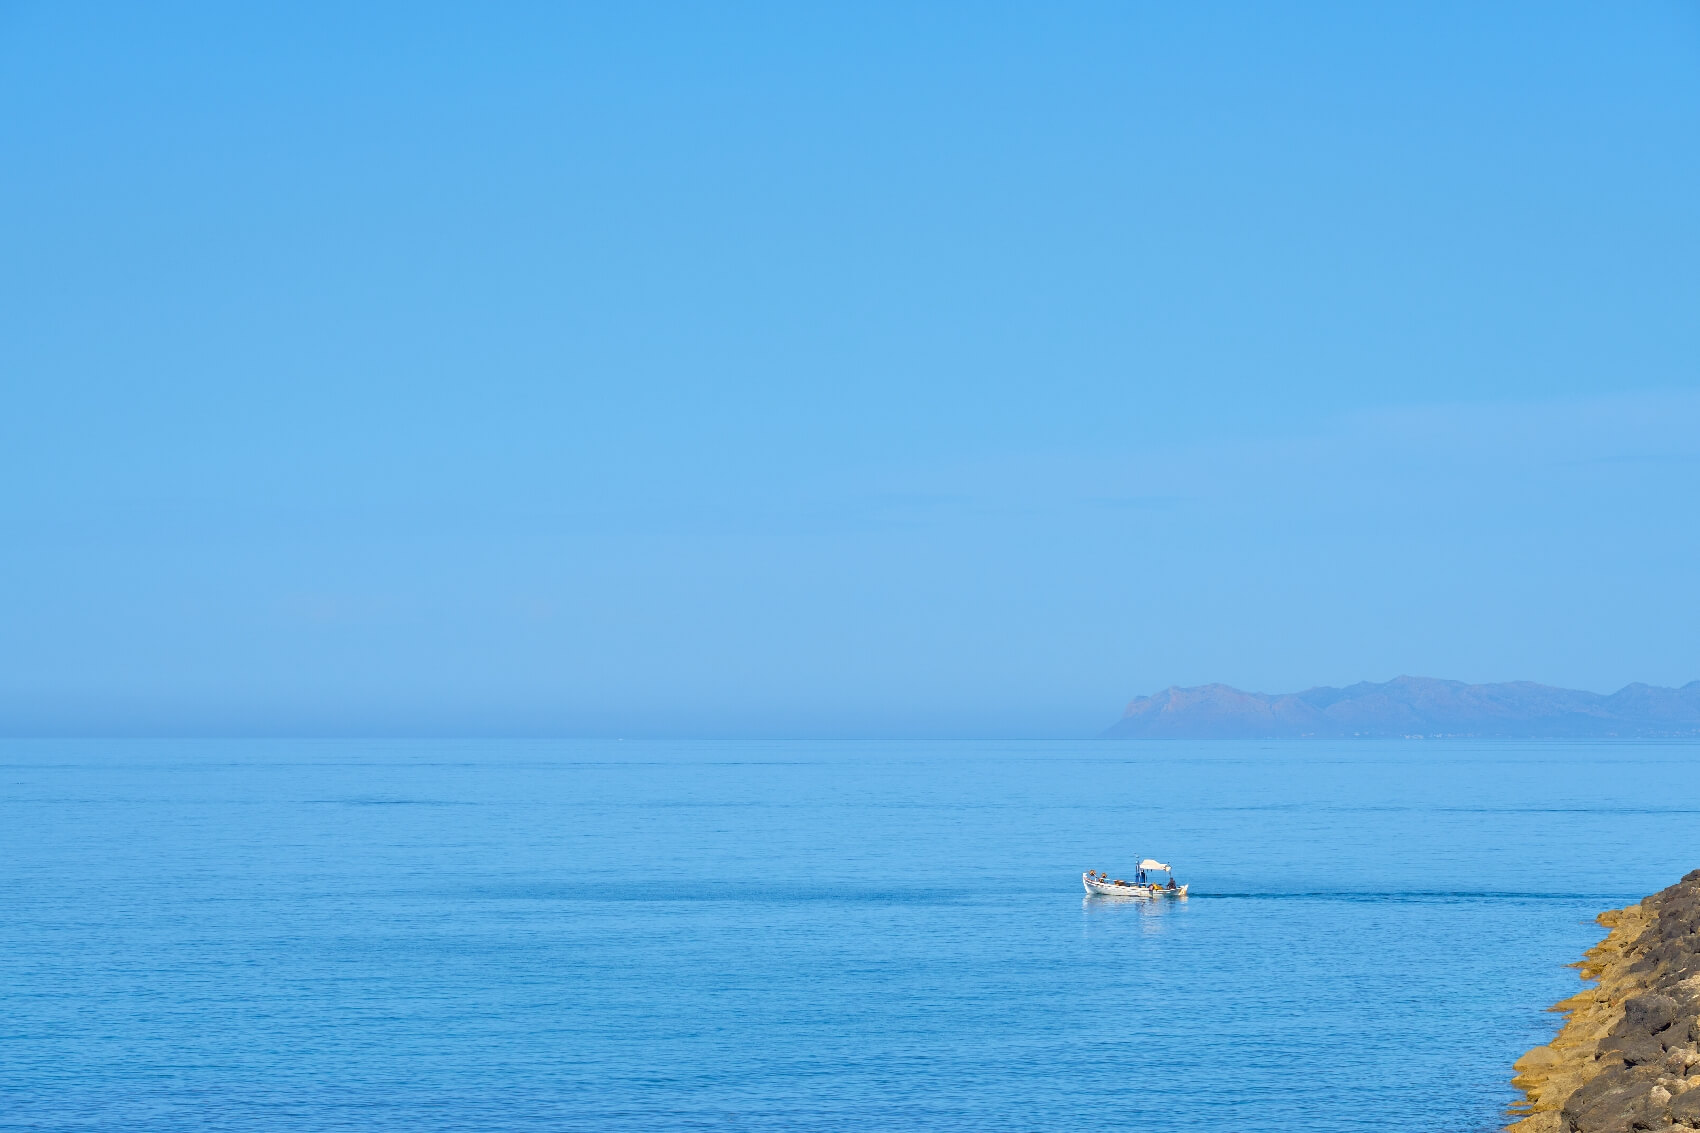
[3,2,1697,736]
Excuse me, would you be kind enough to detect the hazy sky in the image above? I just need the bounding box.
[4,2,1698,737]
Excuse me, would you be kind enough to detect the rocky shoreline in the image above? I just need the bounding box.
[1509,870,1700,1133]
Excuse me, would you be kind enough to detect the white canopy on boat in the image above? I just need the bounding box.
[1138,859,1171,872]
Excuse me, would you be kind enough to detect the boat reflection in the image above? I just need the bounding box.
[1081,892,1185,913]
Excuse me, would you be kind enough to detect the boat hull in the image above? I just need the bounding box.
[1082,873,1187,898]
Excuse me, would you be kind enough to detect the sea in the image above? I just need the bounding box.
[4,737,1697,1132]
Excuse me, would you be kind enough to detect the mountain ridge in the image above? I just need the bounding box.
[1100,676,1700,739]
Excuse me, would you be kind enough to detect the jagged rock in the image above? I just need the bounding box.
[1602,1031,1667,1067]
[1509,872,1700,1132]
[1562,1071,1665,1133]
[1627,996,1682,1035]
[1669,1085,1700,1126]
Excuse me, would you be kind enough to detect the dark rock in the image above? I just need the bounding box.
[1660,911,1700,940]
[1651,943,1691,968]
[1563,1071,1665,1133]
[1627,995,1682,1035]
[1605,1033,1668,1067]
[1670,1087,1700,1126]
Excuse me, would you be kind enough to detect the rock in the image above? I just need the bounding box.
[1508,872,1700,1132]
[1663,1048,1700,1076]
[1562,1072,1665,1133]
[1671,1085,1700,1127]
[1627,995,1682,1035]
[1604,1031,1668,1067]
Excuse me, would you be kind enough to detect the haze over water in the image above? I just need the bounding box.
[6,737,1695,1132]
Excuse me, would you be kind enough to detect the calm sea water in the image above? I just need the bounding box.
[4,738,1697,1132]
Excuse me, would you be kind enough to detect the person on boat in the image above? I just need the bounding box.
[1137,870,1146,885]
[1166,876,1177,891]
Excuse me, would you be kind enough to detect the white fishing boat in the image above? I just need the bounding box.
[1082,859,1187,898]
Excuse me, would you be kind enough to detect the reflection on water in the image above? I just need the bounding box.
[1082,891,1189,938]
[1082,892,1185,907]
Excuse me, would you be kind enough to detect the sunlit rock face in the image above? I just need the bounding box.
[1508,869,1700,1133]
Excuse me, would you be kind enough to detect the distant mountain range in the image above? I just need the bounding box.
[1101,676,1700,739]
